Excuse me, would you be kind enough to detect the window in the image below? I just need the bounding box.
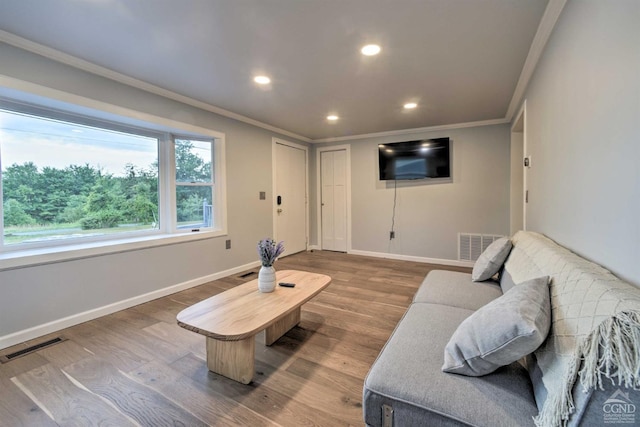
[175,138,214,230]
[0,100,225,256]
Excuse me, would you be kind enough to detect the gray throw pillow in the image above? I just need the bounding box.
[442,276,551,376]
[472,237,512,281]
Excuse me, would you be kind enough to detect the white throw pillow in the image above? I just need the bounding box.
[442,276,551,376]
[472,237,513,281]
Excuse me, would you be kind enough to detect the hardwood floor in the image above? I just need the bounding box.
[0,250,470,426]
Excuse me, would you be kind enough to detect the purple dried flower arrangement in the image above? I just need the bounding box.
[257,238,285,267]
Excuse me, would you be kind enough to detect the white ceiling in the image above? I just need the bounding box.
[0,0,551,141]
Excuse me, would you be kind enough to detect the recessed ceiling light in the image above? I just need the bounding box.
[327,115,339,121]
[361,44,381,56]
[404,102,418,109]
[254,75,271,85]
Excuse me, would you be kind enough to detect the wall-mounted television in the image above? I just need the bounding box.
[378,137,451,180]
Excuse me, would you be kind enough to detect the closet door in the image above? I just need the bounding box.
[321,150,347,252]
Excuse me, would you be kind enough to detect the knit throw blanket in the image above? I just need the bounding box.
[505,232,640,427]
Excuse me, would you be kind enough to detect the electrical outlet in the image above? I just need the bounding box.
[225,239,231,249]
[390,231,395,239]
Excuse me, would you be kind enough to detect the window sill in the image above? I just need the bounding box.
[0,230,224,272]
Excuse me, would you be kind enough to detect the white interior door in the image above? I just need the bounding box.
[275,141,307,255]
[510,122,524,234]
[510,101,528,234]
[321,150,347,251]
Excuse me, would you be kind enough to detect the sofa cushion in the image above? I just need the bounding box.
[472,237,512,281]
[363,303,538,427]
[413,270,502,310]
[442,276,551,376]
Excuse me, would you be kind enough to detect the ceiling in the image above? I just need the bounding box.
[0,0,551,141]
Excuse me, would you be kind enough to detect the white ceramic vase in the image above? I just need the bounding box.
[258,265,276,293]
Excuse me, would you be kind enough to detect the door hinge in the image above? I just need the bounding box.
[525,190,529,203]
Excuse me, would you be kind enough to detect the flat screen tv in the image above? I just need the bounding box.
[378,137,450,180]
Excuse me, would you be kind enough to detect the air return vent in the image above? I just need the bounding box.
[0,336,66,363]
[458,233,504,261]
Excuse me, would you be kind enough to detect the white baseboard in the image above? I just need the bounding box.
[0,260,261,350]
[308,245,321,251]
[347,249,474,268]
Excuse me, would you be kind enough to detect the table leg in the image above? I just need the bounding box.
[264,307,301,346]
[206,336,255,384]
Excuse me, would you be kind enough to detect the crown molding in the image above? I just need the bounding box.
[505,0,567,121]
[0,30,311,143]
[311,118,510,143]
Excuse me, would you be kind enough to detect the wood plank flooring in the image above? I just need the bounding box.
[0,250,470,426]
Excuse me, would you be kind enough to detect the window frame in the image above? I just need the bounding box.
[0,95,227,271]
[173,136,216,232]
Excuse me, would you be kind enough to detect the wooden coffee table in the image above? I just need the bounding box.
[176,269,331,384]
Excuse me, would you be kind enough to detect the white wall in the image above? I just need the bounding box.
[313,124,511,262]
[520,0,640,286]
[0,42,307,347]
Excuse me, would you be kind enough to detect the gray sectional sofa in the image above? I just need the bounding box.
[363,231,640,426]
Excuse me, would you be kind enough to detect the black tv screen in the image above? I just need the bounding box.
[378,137,450,180]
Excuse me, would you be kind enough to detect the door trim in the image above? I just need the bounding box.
[510,100,527,232]
[316,145,351,252]
[272,138,309,250]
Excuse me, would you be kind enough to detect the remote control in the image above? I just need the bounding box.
[278,282,296,288]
